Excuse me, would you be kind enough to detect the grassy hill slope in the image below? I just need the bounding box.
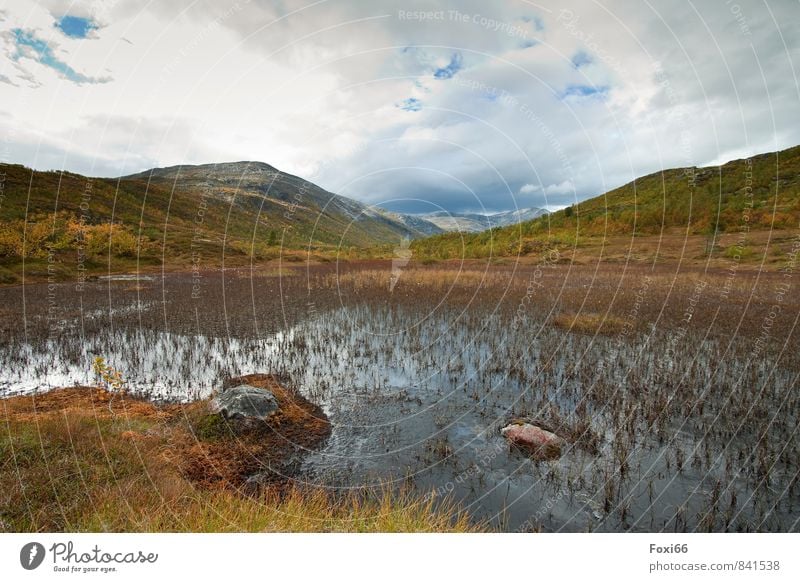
[412,145,800,264]
[0,162,424,283]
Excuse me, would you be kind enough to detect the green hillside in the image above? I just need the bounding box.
[411,145,800,260]
[0,162,419,284]
[3,145,799,283]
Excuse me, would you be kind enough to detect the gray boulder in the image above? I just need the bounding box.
[210,384,279,421]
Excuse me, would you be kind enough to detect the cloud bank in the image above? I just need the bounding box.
[1,0,798,212]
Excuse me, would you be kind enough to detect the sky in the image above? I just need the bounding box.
[0,0,798,213]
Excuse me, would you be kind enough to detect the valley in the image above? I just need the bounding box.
[2,145,799,533]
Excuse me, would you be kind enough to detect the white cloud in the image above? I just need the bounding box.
[0,0,797,213]
[544,180,574,196]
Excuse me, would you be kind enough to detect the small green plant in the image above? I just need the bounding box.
[192,413,232,441]
[92,356,126,392]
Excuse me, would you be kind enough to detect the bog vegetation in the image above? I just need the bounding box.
[2,259,799,532]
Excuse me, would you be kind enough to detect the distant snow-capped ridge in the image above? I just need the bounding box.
[407,207,549,233]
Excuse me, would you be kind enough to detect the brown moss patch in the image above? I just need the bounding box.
[176,374,331,490]
[5,386,170,423]
[3,375,330,493]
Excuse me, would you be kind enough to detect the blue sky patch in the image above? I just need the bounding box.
[521,15,545,31]
[397,98,422,112]
[572,51,593,68]
[433,53,462,80]
[55,15,98,39]
[560,84,609,99]
[11,28,107,84]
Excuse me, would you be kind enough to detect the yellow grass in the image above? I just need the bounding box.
[329,267,513,291]
[551,312,629,335]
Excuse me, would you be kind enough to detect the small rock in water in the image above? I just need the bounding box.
[501,422,562,460]
[210,384,279,421]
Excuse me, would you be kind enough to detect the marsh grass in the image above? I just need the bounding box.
[551,312,629,335]
[330,267,512,291]
[2,259,799,531]
[0,388,479,533]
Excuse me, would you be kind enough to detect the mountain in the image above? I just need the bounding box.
[489,207,551,227]
[418,211,490,233]
[5,144,798,283]
[377,211,445,237]
[123,161,437,244]
[400,208,549,233]
[0,160,434,282]
[411,145,800,260]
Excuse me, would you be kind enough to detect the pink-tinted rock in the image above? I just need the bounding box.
[501,423,562,459]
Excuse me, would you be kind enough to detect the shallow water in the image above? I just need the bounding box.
[1,269,798,532]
